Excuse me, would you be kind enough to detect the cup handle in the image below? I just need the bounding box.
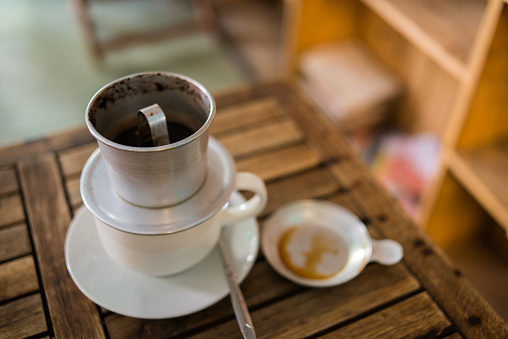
[370,239,403,265]
[220,172,267,226]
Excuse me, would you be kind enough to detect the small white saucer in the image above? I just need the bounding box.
[262,200,403,288]
[65,192,259,319]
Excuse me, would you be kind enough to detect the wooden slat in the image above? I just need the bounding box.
[326,193,365,221]
[211,97,284,136]
[0,167,18,195]
[323,292,452,338]
[326,193,383,240]
[0,294,47,338]
[262,167,341,217]
[58,142,97,178]
[0,195,25,228]
[106,259,420,338]
[0,223,32,262]
[217,119,304,158]
[0,126,93,166]
[18,154,105,338]
[0,256,39,302]
[276,82,508,338]
[188,263,420,338]
[236,144,321,181]
[65,177,82,209]
[105,260,303,338]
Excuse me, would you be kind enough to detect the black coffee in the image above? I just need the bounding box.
[113,121,196,147]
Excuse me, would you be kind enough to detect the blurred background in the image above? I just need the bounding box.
[1,0,507,320]
[0,0,274,145]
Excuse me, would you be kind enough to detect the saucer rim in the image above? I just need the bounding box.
[261,199,371,288]
[65,192,259,319]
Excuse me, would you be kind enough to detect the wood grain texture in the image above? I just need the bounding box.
[211,97,285,136]
[0,294,47,338]
[0,126,93,166]
[268,82,508,338]
[105,260,303,338]
[236,143,321,181]
[0,167,18,195]
[0,195,25,228]
[65,177,82,209]
[322,292,453,338]
[18,154,105,338]
[263,167,341,216]
[218,118,304,158]
[0,223,32,262]
[326,193,383,240]
[0,256,39,302]
[326,193,365,221]
[188,263,420,338]
[58,142,97,178]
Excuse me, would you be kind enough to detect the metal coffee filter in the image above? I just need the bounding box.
[80,137,236,235]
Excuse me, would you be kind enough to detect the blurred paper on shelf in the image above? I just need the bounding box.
[370,132,441,222]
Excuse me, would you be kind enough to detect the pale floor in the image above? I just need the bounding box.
[0,0,251,146]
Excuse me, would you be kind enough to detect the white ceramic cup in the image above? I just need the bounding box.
[94,172,267,276]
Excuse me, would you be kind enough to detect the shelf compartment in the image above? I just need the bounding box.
[360,0,486,80]
[448,141,508,234]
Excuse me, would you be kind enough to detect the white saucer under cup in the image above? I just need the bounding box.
[64,192,259,319]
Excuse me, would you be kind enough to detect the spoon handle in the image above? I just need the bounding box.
[219,233,256,339]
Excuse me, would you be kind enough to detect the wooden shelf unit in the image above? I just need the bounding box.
[433,1,508,242]
[448,143,508,233]
[281,0,508,248]
[360,0,486,81]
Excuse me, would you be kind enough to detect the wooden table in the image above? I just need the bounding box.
[0,81,506,338]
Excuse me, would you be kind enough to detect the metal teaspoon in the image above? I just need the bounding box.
[219,231,256,339]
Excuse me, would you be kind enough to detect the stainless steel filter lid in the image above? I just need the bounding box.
[80,137,236,235]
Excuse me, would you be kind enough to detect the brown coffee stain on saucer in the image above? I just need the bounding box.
[278,225,347,280]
